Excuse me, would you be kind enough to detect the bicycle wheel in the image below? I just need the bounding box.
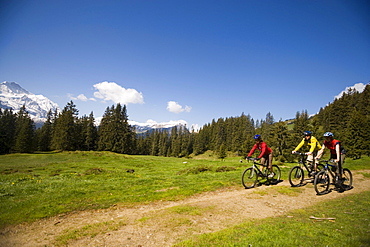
[316,164,325,172]
[314,170,330,195]
[341,168,353,190]
[268,165,281,183]
[242,168,258,189]
[288,166,304,187]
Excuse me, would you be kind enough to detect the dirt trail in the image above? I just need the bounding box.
[1,171,370,247]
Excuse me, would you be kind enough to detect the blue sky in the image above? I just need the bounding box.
[1,0,369,129]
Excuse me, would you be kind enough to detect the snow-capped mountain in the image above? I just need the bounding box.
[0,81,189,132]
[129,119,189,134]
[0,81,59,123]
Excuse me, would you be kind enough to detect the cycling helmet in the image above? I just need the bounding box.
[303,131,312,136]
[254,134,261,140]
[323,132,334,137]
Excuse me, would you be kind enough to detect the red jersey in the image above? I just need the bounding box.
[248,142,272,159]
[323,139,341,154]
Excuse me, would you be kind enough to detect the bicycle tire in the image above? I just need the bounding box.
[314,170,330,195]
[269,165,281,183]
[316,164,325,172]
[288,166,304,187]
[341,168,353,190]
[242,168,258,189]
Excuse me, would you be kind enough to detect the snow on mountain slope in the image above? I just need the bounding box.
[0,81,59,123]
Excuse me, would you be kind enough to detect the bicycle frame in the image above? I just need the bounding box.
[242,157,281,189]
[288,152,322,187]
[246,157,269,178]
[294,152,315,173]
[313,158,353,195]
[319,160,339,182]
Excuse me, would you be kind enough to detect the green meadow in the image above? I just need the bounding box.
[0,151,248,227]
[0,151,369,246]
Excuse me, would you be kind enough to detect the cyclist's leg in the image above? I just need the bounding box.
[268,152,273,172]
[311,151,318,170]
[330,153,341,178]
[259,157,266,173]
[307,152,314,175]
[338,153,345,179]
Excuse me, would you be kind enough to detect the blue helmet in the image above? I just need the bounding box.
[303,131,312,136]
[254,134,261,140]
[323,132,334,137]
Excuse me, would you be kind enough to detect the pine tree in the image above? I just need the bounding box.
[158,129,170,156]
[258,112,275,146]
[354,84,370,155]
[343,108,367,158]
[84,112,98,151]
[14,105,35,153]
[270,120,291,162]
[51,101,79,151]
[97,106,114,151]
[97,104,135,154]
[37,109,53,151]
[292,110,309,139]
[170,126,181,157]
[0,108,17,154]
[150,129,160,156]
[180,126,193,158]
[193,123,210,155]
[218,143,227,160]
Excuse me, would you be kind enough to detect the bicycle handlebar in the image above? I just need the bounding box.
[292,151,308,155]
[246,157,259,162]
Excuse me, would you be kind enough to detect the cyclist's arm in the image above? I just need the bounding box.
[335,143,341,163]
[293,139,305,152]
[316,140,322,150]
[316,144,326,159]
[247,144,257,157]
[258,142,267,159]
[308,137,320,153]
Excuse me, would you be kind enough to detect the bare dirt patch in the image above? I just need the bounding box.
[1,171,370,247]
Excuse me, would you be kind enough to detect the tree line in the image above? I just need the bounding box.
[1,85,369,159]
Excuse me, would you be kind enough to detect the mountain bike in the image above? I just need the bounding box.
[313,159,353,195]
[288,152,324,187]
[242,157,281,189]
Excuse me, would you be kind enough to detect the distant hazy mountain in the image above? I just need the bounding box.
[0,81,59,124]
[129,120,189,134]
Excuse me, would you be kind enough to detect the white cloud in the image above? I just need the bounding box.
[68,93,96,101]
[93,81,144,105]
[167,101,192,113]
[335,82,367,100]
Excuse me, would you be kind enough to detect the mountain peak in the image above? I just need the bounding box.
[1,81,30,95]
[0,81,59,124]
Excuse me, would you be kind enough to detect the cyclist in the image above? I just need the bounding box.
[291,131,322,175]
[315,132,346,179]
[247,134,274,177]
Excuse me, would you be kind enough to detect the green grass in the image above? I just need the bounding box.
[174,190,370,247]
[0,151,245,227]
[0,152,369,229]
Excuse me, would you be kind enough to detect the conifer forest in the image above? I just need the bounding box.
[1,85,369,161]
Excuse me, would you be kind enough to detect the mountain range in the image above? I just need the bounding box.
[0,81,187,132]
[0,81,59,124]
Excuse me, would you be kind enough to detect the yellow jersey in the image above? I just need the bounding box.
[294,136,322,153]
